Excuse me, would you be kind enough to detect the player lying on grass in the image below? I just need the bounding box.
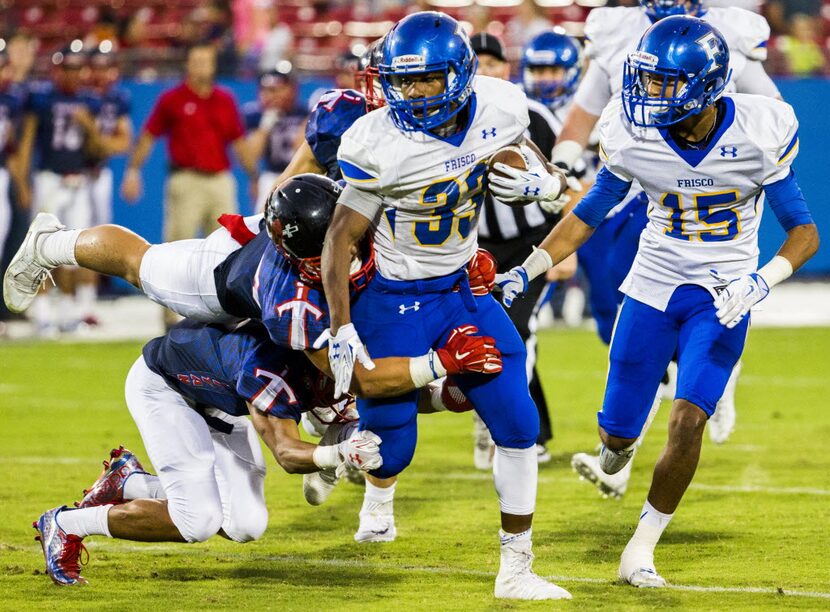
[496,16,819,587]
[33,311,498,587]
[6,174,499,542]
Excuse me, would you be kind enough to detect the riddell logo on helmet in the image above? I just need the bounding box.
[392,55,426,69]
[630,51,658,67]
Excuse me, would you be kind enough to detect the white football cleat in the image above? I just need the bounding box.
[3,213,64,313]
[709,361,740,444]
[303,469,338,506]
[571,451,632,499]
[495,539,572,600]
[354,500,396,543]
[472,413,495,471]
[619,542,666,588]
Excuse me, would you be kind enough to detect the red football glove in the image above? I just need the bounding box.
[440,377,474,413]
[467,248,497,296]
[436,325,502,375]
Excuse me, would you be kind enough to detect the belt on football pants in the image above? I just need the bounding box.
[371,268,477,312]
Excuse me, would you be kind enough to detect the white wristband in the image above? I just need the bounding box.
[428,379,447,412]
[551,140,584,170]
[758,255,793,289]
[409,351,448,388]
[521,247,554,283]
[312,444,341,469]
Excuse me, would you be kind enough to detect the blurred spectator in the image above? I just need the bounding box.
[777,12,827,75]
[333,50,360,90]
[244,70,306,211]
[86,7,120,50]
[120,44,255,325]
[766,0,823,34]
[6,33,37,85]
[118,9,152,51]
[205,1,239,76]
[707,0,762,11]
[464,5,494,35]
[506,0,553,48]
[258,5,293,73]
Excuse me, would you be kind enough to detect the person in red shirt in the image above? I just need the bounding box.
[121,44,255,243]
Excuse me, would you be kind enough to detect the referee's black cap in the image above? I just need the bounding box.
[470,32,506,62]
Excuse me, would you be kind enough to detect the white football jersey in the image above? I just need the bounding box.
[582,6,769,101]
[597,94,799,311]
[338,76,529,280]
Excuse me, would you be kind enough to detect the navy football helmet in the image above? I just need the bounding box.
[378,11,477,133]
[622,16,730,128]
[521,30,582,110]
[264,174,374,291]
[640,0,704,21]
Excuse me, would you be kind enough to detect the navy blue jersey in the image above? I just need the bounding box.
[243,101,307,173]
[142,319,331,422]
[214,232,330,351]
[305,89,367,180]
[95,85,131,136]
[26,83,101,174]
[0,82,29,165]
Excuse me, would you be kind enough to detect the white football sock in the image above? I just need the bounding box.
[123,472,165,500]
[629,500,673,550]
[363,480,395,509]
[38,229,80,267]
[500,527,532,547]
[493,446,537,515]
[57,505,112,538]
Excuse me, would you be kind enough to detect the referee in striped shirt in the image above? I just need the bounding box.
[472,33,576,465]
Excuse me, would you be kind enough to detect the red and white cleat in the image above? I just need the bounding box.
[76,446,147,508]
[33,506,89,586]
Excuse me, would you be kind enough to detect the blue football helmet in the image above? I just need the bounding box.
[622,15,730,128]
[521,30,582,110]
[640,0,704,21]
[378,11,477,133]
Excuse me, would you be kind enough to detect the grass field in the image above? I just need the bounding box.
[1,327,828,611]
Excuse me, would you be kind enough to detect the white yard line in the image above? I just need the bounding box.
[689,483,830,496]
[95,545,830,600]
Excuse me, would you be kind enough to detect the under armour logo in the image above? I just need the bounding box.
[481,127,496,139]
[282,223,299,237]
[720,146,738,158]
[523,186,541,197]
[399,302,420,314]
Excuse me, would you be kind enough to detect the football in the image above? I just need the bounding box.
[486,142,549,207]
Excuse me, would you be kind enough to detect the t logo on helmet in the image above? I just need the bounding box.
[697,32,722,74]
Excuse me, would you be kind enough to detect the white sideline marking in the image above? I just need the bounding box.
[97,545,830,599]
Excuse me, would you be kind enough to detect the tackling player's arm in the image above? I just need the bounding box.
[247,404,324,474]
[304,322,501,398]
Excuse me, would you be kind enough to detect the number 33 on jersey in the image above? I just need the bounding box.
[337,76,530,281]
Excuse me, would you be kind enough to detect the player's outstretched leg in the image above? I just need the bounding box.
[4,214,150,313]
[571,389,663,498]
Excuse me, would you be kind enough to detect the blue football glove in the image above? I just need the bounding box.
[495,266,529,308]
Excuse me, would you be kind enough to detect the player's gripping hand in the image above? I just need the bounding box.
[314,323,375,399]
[436,325,502,375]
[337,430,383,474]
[488,145,566,204]
[712,271,770,329]
[467,248,497,296]
[494,266,529,308]
[539,173,583,215]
